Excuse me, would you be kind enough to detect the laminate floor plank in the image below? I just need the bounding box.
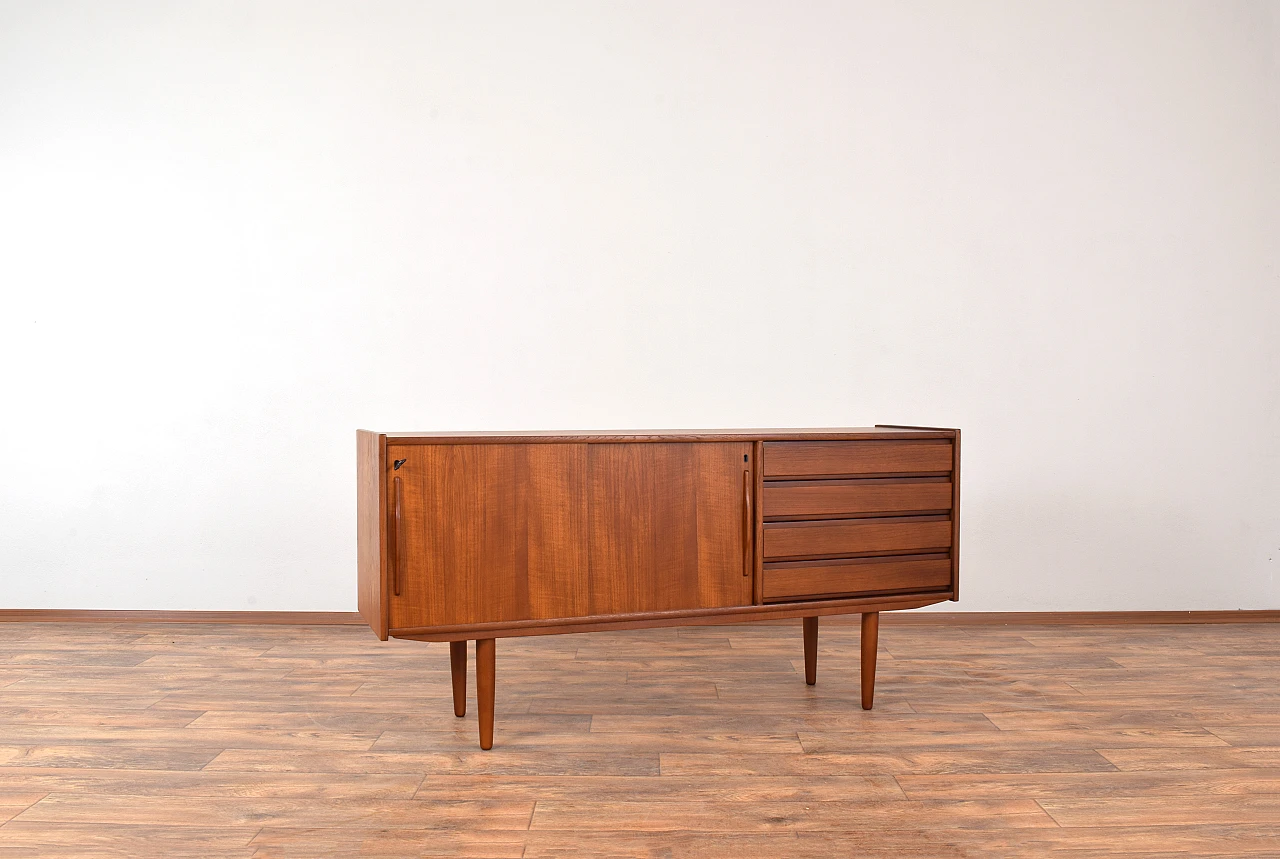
[408,773,907,802]
[14,794,534,831]
[373,730,804,754]
[0,620,1277,857]
[204,748,662,777]
[589,712,999,734]
[660,748,1121,776]
[0,769,423,800]
[246,827,527,858]
[0,745,227,771]
[527,798,1059,831]
[798,726,1231,753]
[1099,747,1280,770]
[0,822,260,858]
[896,768,1280,799]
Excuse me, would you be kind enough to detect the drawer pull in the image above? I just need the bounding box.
[393,476,404,597]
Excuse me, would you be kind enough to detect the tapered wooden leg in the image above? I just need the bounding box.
[449,641,467,717]
[476,638,495,750]
[802,616,818,685]
[861,611,879,710]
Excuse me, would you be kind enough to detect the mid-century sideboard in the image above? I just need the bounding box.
[357,427,960,748]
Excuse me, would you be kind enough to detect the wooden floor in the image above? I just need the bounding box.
[1,620,1279,858]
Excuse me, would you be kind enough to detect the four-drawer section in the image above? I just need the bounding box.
[761,438,957,603]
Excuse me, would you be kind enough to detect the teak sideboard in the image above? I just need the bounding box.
[357,427,960,749]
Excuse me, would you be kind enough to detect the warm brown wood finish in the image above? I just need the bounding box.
[355,430,388,640]
[861,611,879,710]
[585,443,752,616]
[387,443,590,629]
[3,619,1278,857]
[449,641,467,718]
[763,478,952,520]
[763,439,953,478]
[802,616,817,685]
[764,517,953,561]
[394,593,946,639]
[358,427,960,747]
[764,556,953,603]
[476,638,496,751]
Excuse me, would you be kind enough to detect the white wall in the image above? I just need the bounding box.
[2,1,1277,612]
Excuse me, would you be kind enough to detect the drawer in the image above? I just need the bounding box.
[763,478,952,519]
[763,440,953,478]
[764,516,952,560]
[763,557,952,603]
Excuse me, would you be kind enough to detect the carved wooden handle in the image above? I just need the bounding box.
[742,469,752,577]
[393,476,404,597]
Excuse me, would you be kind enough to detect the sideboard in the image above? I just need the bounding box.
[357,426,960,748]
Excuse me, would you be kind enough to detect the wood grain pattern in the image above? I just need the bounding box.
[2,619,1278,856]
[356,430,387,640]
[763,479,952,520]
[764,557,953,603]
[763,440,954,478]
[764,517,953,561]
[586,443,752,616]
[387,444,589,629]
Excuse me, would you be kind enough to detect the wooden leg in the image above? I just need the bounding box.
[861,611,879,710]
[449,641,467,717]
[802,616,818,686]
[476,638,495,750]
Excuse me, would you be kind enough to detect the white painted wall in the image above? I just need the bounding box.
[2,1,1277,612]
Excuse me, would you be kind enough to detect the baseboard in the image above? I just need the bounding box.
[0,609,1274,626]
[0,610,363,624]
[879,610,1280,625]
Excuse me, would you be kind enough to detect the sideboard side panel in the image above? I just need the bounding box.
[951,428,961,600]
[356,430,388,640]
[586,442,753,615]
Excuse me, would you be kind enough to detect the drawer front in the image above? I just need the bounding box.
[763,479,952,519]
[763,440,953,478]
[764,557,952,603]
[764,517,952,560]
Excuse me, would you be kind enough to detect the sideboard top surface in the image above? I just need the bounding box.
[370,427,957,444]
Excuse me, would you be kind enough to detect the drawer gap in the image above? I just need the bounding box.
[766,476,951,486]
[764,470,951,482]
[765,551,951,569]
[765,510,952,523]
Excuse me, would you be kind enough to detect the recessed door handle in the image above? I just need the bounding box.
[393,476,404,597]
[742,469,752,577]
